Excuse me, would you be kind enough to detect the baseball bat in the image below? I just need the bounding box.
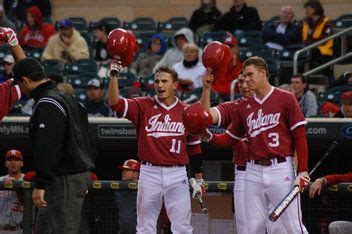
[189,178,208,214]
[269,141,338,222]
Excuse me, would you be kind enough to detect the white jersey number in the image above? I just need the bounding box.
[170,139,181,154]
[268,133,280,147]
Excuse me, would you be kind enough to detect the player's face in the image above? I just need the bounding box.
[290,78,306,95]
[238,74,252,98]
[342,102,352,117]
[122,169,139,181]
[87,87,104,102]
[154,72,177,101]
[243,64,267,92]
[5,158,23,174]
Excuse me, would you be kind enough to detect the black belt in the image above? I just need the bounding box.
[1,224,23,231]
[141,161,185,168]
[249,157,287,166]
[236,165,246,171]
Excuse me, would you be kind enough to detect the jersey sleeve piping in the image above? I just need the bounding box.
[225,130,242,140]
[290,120,308,131]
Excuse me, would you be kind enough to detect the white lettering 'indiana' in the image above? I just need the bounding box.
[247,109,280,137]
[145,114,185,138]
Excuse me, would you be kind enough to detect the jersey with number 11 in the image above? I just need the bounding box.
[111,96,201,165]
[226,87,307,160]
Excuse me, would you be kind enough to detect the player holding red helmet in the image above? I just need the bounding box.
[108,59,204,233]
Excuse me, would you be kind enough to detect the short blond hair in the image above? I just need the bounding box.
[182,43,198,52]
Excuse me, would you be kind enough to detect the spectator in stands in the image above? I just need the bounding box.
[309,172,352,233]
[278,83,293,92]
[189,0,222,36]
[42,18,89,63]
[131,33,166,79]
[262,5,300,51]
[0,5,16,31]
[291,74,318,117]
[94,21,113,65]
[334,91,352,118]
[4,0,51,23]
[214,0,261,32]
[0,150,25,233]
[57,82,74,96]
[18,6,56,49]
[302,1,333,66]
[0,54,14,82]
[115,159,140,234]
[84,78,112,117]
[211,36,242,96]
[153,27,198,71]
[172,43,206,90]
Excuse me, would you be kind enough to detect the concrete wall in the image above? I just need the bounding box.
[41,0,352,23]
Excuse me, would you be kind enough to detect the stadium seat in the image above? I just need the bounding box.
[89,17,120,31]
[264,16,280,27]
[124,17,157,33]
[69,17,88,32]
[0,45,9,60]
[158,17,189,33]
[238,35,263,47]
[80,31,94,47]
[26,48,44,61]
[66,73,99,88]
[118,72,137,88]
[74,88,87,103]
[65,59,98,75]
[334,14,352,29]
[41,60,65,75]
[319,85,352,103]
[134,32,156,52]
[199,31,228,47]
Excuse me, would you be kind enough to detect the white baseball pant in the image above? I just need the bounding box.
[136,164,192,234]
[233,166,247,234]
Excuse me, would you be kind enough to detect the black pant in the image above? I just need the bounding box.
[35,171,91,234]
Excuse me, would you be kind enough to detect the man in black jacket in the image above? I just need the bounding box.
[214,0,261,32]
[12,57,95,234]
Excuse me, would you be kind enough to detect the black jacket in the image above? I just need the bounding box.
[214,4,261,32]
[189,5,222,32]
[85,99,112,117]
[29,81,95,189]
[262,22,300,47]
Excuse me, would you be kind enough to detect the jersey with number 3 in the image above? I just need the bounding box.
[112,96,201,165]
[226,87,307,160]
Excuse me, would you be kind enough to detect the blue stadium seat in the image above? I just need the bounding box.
[118,72,137,88]
[0,45,10,60]
[264,16,280,27]
[135,32,156,52]
[334,14,352,29]
[319,85,352,103]
[124,17,157,33]
[199,31,228,47]
[74,88,87,103]
[158,17,189,33]
[26,48,44,61]
[41,60,65,75]
[69,17,88,32]
[89,17,120,32]
[80,31,94,47]
[66,73,99,88]
[65,59,98,75]
[238,35,263,47]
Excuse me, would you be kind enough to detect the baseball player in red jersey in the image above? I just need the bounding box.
[0,27,26,118]
[108,63,203,233]
[200,72,251,233]
[202,57,309,233]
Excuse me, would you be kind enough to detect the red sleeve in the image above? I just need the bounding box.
[0,81,21,119]
[286,92,307,131]
[215,100,239,127]
[325,173,352,185]
[186,134,201,156]
[109,98,144,124]
[292,125,308,172]
[210,132,234,148]
[225,106,246,140]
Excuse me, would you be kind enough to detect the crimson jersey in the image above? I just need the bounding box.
[227,87,307,160]
[0,81,21,119]
[214,98,248,166]
[111,96,201,165]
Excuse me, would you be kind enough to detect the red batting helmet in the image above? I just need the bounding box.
[107,28,139,67]
[341,91,352,103]
[118,159,141,172]
[182,102,213,135]
[5,149,23,160]
[202,41,232,73]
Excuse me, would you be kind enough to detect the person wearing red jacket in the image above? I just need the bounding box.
[310,172,352,233]
[0,27,25,119]
[18,6,56,49]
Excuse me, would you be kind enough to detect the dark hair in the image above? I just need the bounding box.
[47,73,64,84]
[13,58,46,83]
[243,56,269,77]
[292,73,307,84]
[155,66,178,82]
[304,1,324,16]
[95,21,113,35]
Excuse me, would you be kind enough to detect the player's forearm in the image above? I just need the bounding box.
[108,76,120,106]
[10,44,26,62]
[292,126,308,172]
[200,87,211,111]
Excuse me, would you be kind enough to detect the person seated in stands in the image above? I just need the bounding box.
[131,33,166,79]
[262,5,299,51]
[0,54,14,82]
[214,0,261,32]
[3,0,52,23]
[189,0,222,36]
[42,18,89,63]
[290,74,318,117]
[0,5,16,31]
[334,91,352,118]
[18,6,55,49]
[115,159,140,234]
[153,27,198,71]
[309,172,352,234]
[94,21,113,65]
[172,43,206,90]
[302,1,333,66]
[84,78,112,117]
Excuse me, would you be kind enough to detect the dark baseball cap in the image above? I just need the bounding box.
[12,57,46,85]
[58,18,73,29]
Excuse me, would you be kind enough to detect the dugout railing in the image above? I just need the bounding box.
[1,181,351,234]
